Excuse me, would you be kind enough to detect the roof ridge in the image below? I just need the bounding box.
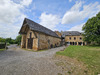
[26,18,56,32]
[24,18,59,38]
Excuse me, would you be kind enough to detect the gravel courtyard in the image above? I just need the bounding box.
[0,45,66,75]
[0,45,88,75]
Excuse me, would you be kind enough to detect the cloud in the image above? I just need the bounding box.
[20,0,32,6]
[68,23,84,32]
[0,25,20,38]
[0,0,32,39]
[62,1,100,24]
[69,0,72,2]
[39,12,61,30]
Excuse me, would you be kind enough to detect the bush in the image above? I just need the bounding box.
[0,43,6,49]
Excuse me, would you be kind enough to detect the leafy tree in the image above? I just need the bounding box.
[15,35,22,45]
[0,37,6,43]
[82,12,100,45]
[5,38,16,44]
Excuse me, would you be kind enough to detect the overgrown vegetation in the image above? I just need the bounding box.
[0,35,22,45]
[82,12,100,45]
[0,49,5,51]
[56,46,100,75]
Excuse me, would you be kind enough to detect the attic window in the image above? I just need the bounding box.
[69,37,71,40]
[74,37,76,40]
[48,40,50,43]
[80,37,82,40]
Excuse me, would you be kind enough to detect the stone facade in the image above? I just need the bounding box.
[55,31,62,37]
[20,18,87,51]
[65,35,87,45]
[21,29,61,51]
[38,32,61,50]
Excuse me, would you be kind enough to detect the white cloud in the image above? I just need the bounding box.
[69,0,72,2]
[39,12,61,30]
[20,0,32,6]
[0,0,32,39]
[0,24,20,38]
[62,1,100,24]
[68,23,84,32]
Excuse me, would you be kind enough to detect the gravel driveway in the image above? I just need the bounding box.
[0,45,66,75]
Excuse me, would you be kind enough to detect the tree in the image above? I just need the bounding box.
[0,37,6,42]
[15,35,22,45]
[6,38,15,44]
[82,12,100,45]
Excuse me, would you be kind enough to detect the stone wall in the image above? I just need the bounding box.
[37,32,61,50]
[65,35,83,42]
[21,29,38,50]
[21,29,61,51]
[26,30,38,50]
[21,35,26,48]
[55,31,62,37]
[65,35,87,45]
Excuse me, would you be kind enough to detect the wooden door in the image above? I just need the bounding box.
[27,38,33,49]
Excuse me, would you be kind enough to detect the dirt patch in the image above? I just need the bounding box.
[53,55,91,75]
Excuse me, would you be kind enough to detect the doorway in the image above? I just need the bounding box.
[27,38,33,49]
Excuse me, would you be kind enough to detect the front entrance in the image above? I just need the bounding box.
[27,38,33,49]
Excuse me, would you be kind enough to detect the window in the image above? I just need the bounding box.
[74,37,76,40]
[30,32,32,38]
[69,37,71,40]
[80,37,82,40]
[48,40,50,43]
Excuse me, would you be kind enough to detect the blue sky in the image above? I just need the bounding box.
[0,0,100,39]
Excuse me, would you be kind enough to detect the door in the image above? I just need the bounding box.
[27,38,33,49]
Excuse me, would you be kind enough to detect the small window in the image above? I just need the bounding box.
[48,40,50,43]
[80,37,82,40]
[69,37,71,40]
[74,37,76,40]
[30,32,32,38]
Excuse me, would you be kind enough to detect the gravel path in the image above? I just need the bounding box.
[0,45,66,75]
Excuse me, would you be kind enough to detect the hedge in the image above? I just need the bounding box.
[0,42,6,49]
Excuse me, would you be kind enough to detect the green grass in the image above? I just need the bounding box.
[0,49,5,51]
[56,45,100,75]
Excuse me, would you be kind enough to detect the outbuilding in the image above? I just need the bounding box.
[19,18,61,51]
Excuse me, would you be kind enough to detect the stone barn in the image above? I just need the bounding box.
[19,18,61,51]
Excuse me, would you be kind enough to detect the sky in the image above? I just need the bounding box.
[0,0,100,39]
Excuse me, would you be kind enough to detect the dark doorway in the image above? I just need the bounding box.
[73,42,74,45]
[83,42,85,45]
[78,42,82,45]
[70,42,72,45]
[75,42,77,45]
[50,44,53,48]
[27,38,33,49]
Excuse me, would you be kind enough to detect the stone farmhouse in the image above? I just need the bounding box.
[61,31,87,46]
[19,18,61,51]
[19,18,87,51]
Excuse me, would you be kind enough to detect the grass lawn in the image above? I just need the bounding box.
[56,45,100,75]
[0,49,5,51]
